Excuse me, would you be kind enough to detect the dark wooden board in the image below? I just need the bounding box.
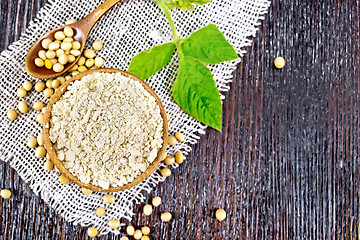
[1,0,360,239]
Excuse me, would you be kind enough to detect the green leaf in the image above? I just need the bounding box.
[181,24,238,64]
[163,0,194,10]
[173,57,222,130]
[129,42,176,80]
[159,0,212,10]
[188,0,213,5]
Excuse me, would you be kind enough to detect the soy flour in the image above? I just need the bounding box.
[49,72,164,189]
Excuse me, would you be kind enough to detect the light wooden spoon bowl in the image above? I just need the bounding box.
[43,68,169,192]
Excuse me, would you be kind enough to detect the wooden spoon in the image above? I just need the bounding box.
[25,0,123,79]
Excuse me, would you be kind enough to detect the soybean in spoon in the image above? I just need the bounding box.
[25,0,123,79]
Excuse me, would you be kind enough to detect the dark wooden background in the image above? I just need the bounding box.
[1,0,360,239]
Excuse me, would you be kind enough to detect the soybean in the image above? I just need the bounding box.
[34,58,45,67]
[160,151,167,161]
[95,206,105,217]
[108,219,120,229]
[61,42,72,51]
[50,59,58,65]
[72,41,81,50]
[57,76,66,84]
[18,101,28,113]
[37,132,44,145]
[87,227,98,238]
[56,49,65,57]
[43,88,54,98]
[38,50,46,60]
[7,110,17,121]
[164,156,175,165]
[1,189,11,199]
[70,50,81,56]
[160,212,172,222]
[37,113,45,124]
[59,174,70,184]
[44,160,54,170]
[215,209,226,221]
[85,58,94,68]
[53,63,64,73]
[81,187,92,195]
[94,56,104,67]
[175,132,185,142]
[143,204,153,216]
[48,42,60,51]
[70,64,79,72]
[58,54,68,65]
[103,194,115,204]
[23,81,33,91]
[161,168,171,177]
[44,59,52,69]
[141,226,150,235]
[65,19,77,25]
[134,230,142,240]
[175,152,184,164]
[274,57,285,69]
[84,49,95,59]
[35,81,45,92]
[78,66,87,72]
[41,39,52,49]
[35,146,46,158]
[52,79,60,89]
[54,31,66,41]
[126,225,135,236]
[167,136,177,145]
[77,56,86,66]
[46,50,56,59]
[33,101,44,111]
[92,40,103,51]
[152,196,161,207]
[27,137,38,148]
[63,27,74,37]
[67,55,76,63]
[17,88,27,98]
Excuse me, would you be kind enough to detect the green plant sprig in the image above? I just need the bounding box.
[129,0,238,131]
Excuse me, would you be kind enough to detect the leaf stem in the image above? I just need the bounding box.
[158,2,184,59]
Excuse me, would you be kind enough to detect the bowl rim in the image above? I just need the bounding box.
[43,68,168,192]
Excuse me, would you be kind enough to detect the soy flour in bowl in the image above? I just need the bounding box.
[48,71,164,190]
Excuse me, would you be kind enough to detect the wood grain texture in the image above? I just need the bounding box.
[1,0,360,239]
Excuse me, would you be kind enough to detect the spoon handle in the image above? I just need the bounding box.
[74,0,124,35]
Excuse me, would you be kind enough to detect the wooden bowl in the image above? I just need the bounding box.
[43,68,168,192]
